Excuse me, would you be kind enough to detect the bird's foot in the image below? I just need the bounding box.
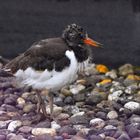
[36,92,48,118]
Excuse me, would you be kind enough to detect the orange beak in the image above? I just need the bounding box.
[83,37,103,47]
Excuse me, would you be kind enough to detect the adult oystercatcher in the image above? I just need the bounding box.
[5,23,102,117]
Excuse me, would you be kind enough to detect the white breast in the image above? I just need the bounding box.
[15,50,89,91]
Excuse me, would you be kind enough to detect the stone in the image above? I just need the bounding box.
[71,111,85,118]
[64,96,74,104]
[90,118,105,129]
[95,111,106,120]
[23,104,36,113]
[17,97,25,105]
[73,125,86,131]
[0,121,9,129]
[45,105,63,116]
[118,133,131,140]
[56,113,70,120]
[9,134,26,140]
[35,120,51,128]
[33,134,54,140]
[104,125,117,130]
[108,90,123,101]
[84,64,98,75]
[105,70,117,79]
[86,91,107,105]
[127,126,139,138]
[70,115,88,125]
[107,111,118,119]
[0,135,6,140]
[89,135,104,140]
[61,88,72,96]
[105,136,116,140]
[70,84,85,94]
[119,64,134,76]
[8,120,22,132]
[73,93,85,102]
[54,136,64,140]
[51,121,61,130]
[18,126,32,133]
[59,126,76,135]
[32,128,56,136]
[4,96,17,105]
[72,135,86,140]
[124,101,140,111]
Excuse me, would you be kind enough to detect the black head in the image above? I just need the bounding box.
[62,23,85,46]
[62,23,102,48]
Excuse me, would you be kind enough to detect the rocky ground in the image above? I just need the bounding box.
[0,62,140,140]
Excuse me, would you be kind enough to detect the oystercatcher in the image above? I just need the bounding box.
[5,23,102,117]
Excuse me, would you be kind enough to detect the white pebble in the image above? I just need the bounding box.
[51,121,61,130]
[70,84,85,94]
[71,111,85,118]
[17,97,25,105]
[8,120,22,132]
[124,101,140,111]
[106,70,117,79]
[90,118,105,129]
[108,90,123,101]
[32,128,56,136]
[45,105,62,116]
[107,111,118,119]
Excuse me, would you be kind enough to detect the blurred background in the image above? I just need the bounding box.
[0,0,140,68]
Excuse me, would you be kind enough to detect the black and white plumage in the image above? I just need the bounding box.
[5,23,102,117]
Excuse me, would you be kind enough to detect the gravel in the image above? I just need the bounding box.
[0,63,140,139]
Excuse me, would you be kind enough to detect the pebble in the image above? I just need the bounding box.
[46,105,63,116]
[119,64,134,76]
[70,84,85,94]
[56,113,70,120]
[106,70,118,79]
[8,120,22,132]
[108,90,123,101]
[0,121,9,129]
[118,133,131,140]
[23,104,36,113]
[17,97,25,105]
[59,126,76,135]
[0,135,6,140]
[107,111,118,119]
[124,101,140,111]
[9,134,26,140]
[18,126,32,133]
[70,115,88,125]
[51,121,61,130]
[90,118,105,129]
[1,63,140,139]
[32,128,56,136]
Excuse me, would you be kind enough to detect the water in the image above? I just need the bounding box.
[0,0,139,68]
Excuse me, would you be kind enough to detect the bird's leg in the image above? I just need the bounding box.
[48,92,54,118]
[36,90,48,117]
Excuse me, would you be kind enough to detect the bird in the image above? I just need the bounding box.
[5,23,102,118]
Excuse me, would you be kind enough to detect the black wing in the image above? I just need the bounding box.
[5,38,70,73]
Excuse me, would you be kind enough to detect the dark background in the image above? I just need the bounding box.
[0,0,140,68]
